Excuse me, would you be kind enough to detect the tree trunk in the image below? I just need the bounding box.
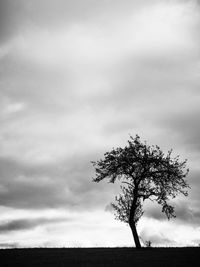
[129,185,141,249]
[129,222,141,249]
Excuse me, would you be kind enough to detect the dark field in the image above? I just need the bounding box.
[0,247,199,267]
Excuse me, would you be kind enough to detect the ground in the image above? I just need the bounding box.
[0,247,199,267]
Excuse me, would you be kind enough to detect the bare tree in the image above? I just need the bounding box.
[92,135,189,249]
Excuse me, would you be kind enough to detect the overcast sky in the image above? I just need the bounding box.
[0,0,200,248]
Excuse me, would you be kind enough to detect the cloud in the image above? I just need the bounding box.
[0,155,119,210]
[158,109,200,153]
[139,217,200,247]
[0,242,20,248]
[1,0,199,164]
[0,0,145,45]
[143,184,200,226]
[0,217,68,233]
[140,228,174,246]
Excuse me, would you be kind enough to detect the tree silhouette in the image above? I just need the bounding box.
[92,135,189,248]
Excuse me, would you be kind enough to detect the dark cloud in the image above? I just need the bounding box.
[0,0,36,43]
[144,196,200,226]
[0,217,68,233]
[0,154,118,210]
[0,0,142,43]
[141,166,200,226]
[189,170,200,198]
[0,157,68,209]
[158,109,200,152]
[144,202,191,223]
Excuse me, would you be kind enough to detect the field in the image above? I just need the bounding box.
[0,247,199,267]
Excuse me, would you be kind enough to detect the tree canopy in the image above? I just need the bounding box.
[92,135,189,248]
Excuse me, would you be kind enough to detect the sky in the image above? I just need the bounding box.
[0,0,200,248]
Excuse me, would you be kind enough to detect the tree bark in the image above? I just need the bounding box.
[129,222,141,249]
[129,184,142,249]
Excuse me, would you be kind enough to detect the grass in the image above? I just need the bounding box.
[0,247,199,267]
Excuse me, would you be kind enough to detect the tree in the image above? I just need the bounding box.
[92,135,189,249]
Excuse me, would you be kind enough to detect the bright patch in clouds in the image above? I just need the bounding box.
[11,1,198,66]
[0,0,200,248]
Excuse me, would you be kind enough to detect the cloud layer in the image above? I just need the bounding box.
[0,0,200,247]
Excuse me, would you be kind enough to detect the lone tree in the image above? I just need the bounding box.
[92,135,189,249]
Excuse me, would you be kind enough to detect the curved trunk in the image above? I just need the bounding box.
[129,185,142,249]
[129,222,141,249]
